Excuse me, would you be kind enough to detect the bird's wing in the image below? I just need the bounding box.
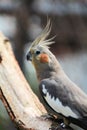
[39,78,87,119]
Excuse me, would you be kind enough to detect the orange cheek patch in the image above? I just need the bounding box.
[40,54,49,63]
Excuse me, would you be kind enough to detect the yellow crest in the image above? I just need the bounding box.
[31,20,55,49]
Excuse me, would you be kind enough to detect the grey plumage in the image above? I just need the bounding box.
[26,20,87,129]
[39,76,87,118]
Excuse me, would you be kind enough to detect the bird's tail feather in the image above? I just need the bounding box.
[69,117,87,129]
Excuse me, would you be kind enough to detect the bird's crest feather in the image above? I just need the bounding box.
[31,20,55,49]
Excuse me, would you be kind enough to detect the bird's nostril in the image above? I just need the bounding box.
[26,53,32,61]
[26,54,30,60]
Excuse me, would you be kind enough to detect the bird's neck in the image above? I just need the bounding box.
[35,56,62,81]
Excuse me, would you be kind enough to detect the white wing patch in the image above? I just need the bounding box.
[42,84,78,119]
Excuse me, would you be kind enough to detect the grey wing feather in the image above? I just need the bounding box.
[39,78,87,118]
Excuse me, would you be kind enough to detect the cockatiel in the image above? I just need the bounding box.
[26,20,87,129]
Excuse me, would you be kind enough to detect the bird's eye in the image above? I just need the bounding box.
[35,50,40,55]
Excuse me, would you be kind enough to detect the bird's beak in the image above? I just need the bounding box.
[26,52,32,61]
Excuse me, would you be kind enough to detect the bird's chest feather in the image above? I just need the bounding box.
[41,84,78,119]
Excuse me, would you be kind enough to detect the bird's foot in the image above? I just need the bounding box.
[41,113,56,121]
[60,122,66,128]
[14,119,29,130]
[49,122,73,130]
[60,122,72,129]
[41,113,63,123]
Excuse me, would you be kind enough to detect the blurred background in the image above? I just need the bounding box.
[0,0,87,130]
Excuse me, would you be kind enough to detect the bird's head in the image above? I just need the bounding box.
[26,20,60,80]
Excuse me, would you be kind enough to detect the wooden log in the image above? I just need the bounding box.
[0,32,52,130]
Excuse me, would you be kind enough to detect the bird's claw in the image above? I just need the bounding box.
[60,122,66,128]
[49,122,74,130]
[41,113,56,121]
